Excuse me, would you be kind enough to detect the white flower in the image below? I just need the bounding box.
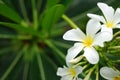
[57,66,83,80]
[87,2,120,36]
[100,66,120,80]
[63,19,112,64]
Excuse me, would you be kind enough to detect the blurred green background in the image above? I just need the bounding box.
[0,0,119,80]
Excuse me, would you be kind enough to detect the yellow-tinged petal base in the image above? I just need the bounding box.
[113,76,120,80]
[69,68,76,77]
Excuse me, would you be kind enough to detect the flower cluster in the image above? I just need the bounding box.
[57,2,120,80]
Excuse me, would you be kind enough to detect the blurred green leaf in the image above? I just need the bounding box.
[61,0,73,9]
[46,0,59,8]
[0,3,22,23]
[0,22,42,38]
[42,4,65,33]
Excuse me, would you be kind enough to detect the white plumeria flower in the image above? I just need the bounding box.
[57,66,83,80]
[63,19,112,64]
[87,2,120,36]
[100,66,120,80]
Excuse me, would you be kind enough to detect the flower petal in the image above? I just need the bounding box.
[74,66,83,75]
[87,13,106,23]
[97,2,114,21]
[57,67,69,76]
[116,24,120,28]
[83,47,99,64]
[66,43,84,64]
[93,31,112,47]
[63,28,86,42]
[114,8,120,24]
[101,25,113,34]
[61,75,73,80]
[100,66,120,80]
[86,19,101,37]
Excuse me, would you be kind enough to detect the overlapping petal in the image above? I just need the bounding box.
[57,67,69,76]
[116,24,120,28]
[75,66,83,75]
[63,28,86,42]
[57,66,83,80]
[87,13,106,23]
[114,8,120,24]
[83,47,99,64]
[61,75,73,80]
[66,43,85,63]
[97,2,114,21]
[100,67,120,80]
[86,19,101,37]
[93,31,112,47]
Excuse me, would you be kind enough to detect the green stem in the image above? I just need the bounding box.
[31,0,38,29]
[108,46,120,49]
[62,14,78,29]
[19,0,30,23]
[23,62,29,80]
[113,31,120,37]
[36,52,45,80]
[45,40,65,60]
[95,66,99,80]
[84,65,97,80]
[0,51,23,80]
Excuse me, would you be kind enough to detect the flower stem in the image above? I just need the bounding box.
[0,51,23,80]
[62,14,78,29]
[84,65,97,80]
[113,31,120,37]
[95,66,99,80]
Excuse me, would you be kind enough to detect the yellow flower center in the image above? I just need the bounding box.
[106,21,114,28]
[84,36,93,47]
[113,76,120,80]
[69,68,76,77]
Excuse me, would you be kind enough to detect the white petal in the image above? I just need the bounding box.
[97,2,114,21]
[116,24,120,28]
[87,13,106,23]
[101,25,113,34]
[57,67,69,76]
[83,47,99,64]
[63,28,86,42]
[93,31,113,47]
[66,43,84,63]
[100,66,120,79]
[61,75,73,80]
[86,19,101,37]
[114,8,120,24]
[75,66,83,75]
[77,78,83,80]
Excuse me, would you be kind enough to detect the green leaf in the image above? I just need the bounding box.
[61,0,73,9]
[0,22,42,38]
[46,0,59,8]
[0,3,22,23]
[41,4,65,33]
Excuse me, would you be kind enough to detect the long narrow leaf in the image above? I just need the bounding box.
[0,3,22,23]
[0,22,42,38]
[42,4,65,33]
